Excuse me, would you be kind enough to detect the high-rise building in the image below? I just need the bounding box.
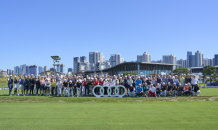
[89,51,103,64]
[137,55,143,62]
[195,50,203,67]
[20,64,27,76]
[68,68,73,73]
[73,57,80,73]
[203,58,212,66]
[215,54,218,66]
[11,70,14,75]
[163,54,177,70]
[177,59,187,68]
[7,69,12,75]
[56,64,60,72]
[26,66,29,76]
[189,55,195,67]
[38,66,43,75]
[29,65,37,76]
[14,66,19,76]
[50,68,56,72]
[60,64,65,73]
[187,51,192,68]
[142,52,151,62]
[44,66,48,72]
[80,56,87,63]
[109,54,124,67]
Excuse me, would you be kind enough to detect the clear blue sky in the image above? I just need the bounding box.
[1,0,218,72]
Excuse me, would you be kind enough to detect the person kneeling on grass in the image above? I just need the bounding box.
[128,85,135,97]
[142,83,149,97]
[136,84,143,97]
[149,84,157,97]
[193,84,200,96]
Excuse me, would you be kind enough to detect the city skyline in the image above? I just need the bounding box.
[5,50,218,75]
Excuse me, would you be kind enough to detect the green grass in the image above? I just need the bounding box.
[0,102,218,130]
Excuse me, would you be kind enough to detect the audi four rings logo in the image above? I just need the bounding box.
[92,85,126,97]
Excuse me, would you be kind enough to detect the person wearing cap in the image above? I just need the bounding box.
[23,76,29,96]
[136,76,142,88]
[55,74,60,95]
[44,75,51,96]
[146,77,152,88]
[128,85,135,97]
[193,84,200,96]
[29,75,36,96]
[179,74,185,87]
[7,75,13,96]
[167,76,173,86]
[72,75,77,96]
[157,76,162,84]
[93,78,99,95]
[177,84,183,96]
[81,78,87,96]
[183,84,190,96]
[151,77,156,86]
[136,84,143,97]
[17,75,24,96]
[127,77,133,89]
[109,79,115,95]
[191,75,198,90]
[123,76,128,95]
[161,75,167,85]
[40,76,45,96]
[76,79,82,97]
[166,82,173,96]
[56,78,62,96]
[149,84,157,97]
[13,76,18,96]
[85,78,92,96]
[50,75,55,96]
[161,83,167,97]
[103,78,109,95]
[172,83,177,96]
[156,83,161,97]
[63,79,69,96]
[35,76,40,96]
[142,83,149,97]
[68,80,74,97]
[173,75,179,85]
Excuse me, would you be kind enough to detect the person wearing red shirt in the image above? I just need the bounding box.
[99,78,104,86]
[82,78,86,96]
[93,78,99,94]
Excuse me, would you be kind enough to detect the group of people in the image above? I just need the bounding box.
[7,73,200,97]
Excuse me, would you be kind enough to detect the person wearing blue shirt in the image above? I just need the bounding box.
[18,76,24,96]
[8,75,13,96]
[135,77,142,88]
[136,84,143,97]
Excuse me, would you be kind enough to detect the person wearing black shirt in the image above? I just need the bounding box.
[76,80,82,97]
[13,76,18,95]
[62,79,69,97]
[8,75,13,96]
[157,76,162,84]
[161,83,167,97]
[146,78,151,87]
[72,76,77,97]
[36,76,40,96]
[177,84,183,96]
[85,78,92,96]
[128,85,135,97]
[172,83,177,96]
[29,75,36,96]
[167,82,173,96]
[193,85,200,96]
[24,76,29,95]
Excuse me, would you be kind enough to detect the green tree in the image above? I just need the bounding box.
[203,65,217,83]
[122,72,138,77]
[172,68,191,76]
[51,56,61,75]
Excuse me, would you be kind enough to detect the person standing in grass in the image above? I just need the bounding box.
[8,75,13,96]
[56,78,62,96]
[179,74,185,87]
[63,79,69,96]
[69,80,74,97]
[76,80,82,97]
[18,75,24,96]
[29,75,35,96]
[23,76,29,96]
[161,82,167,97]
[156,83,161,97]
[13,76,18,96]
[35,76,40,96]
[45,74,51,96]
[40,76,45,96]
[55,74,60,95]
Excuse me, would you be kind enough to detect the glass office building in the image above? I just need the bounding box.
[85,62,174,76]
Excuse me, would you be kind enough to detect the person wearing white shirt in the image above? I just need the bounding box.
[56,79,62,96]
[149,84,157,97]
